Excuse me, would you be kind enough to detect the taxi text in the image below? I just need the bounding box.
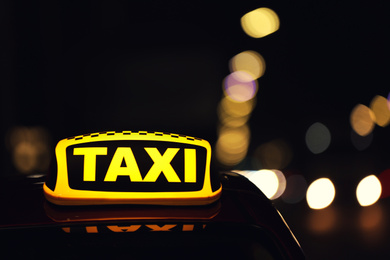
[73,147,197,183]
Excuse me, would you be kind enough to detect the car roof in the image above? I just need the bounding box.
[0,171,304,259]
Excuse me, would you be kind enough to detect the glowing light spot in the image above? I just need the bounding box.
[306,178,335,210]
[350,130,373,151]
[269,169,286,199]
[229,50,266,79]
[223,71,258,102]
[236,169,285,199]
[370,95,390,127]
[307,207,336,233]
[248,170,279,199]
[359,204,383,231]
[215,125,250,166]
[6,126,52,174]
[305,122,331,154]
[387,92,390,111]
[356,175,381,207]
[350,104,375,136]
[218,97,256,128]
[378,169,390,199]
[219,96,256,118]
[240,8,280,38]
[281,174,308,204]
[253,139,292,169]
[218,113,250,128]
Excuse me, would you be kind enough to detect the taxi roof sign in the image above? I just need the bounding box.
[44,131,222,206]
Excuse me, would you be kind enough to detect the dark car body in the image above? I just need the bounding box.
[0,171,304,259]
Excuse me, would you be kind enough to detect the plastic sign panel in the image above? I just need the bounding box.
[43,131,222,206]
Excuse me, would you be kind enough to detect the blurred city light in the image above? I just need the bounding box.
[281,174,308,204]
[387,92,390,110]
[229,50,266,79]
[253,139,292,169]
[307,207,337,233]
[356,175,382,207]
[370,95,390,127]
[218,112,250,128]
[236,169,286,199]
[269,169,286,199]
[215,125,250,166]
[6,126,51,174]
[218,96,256,118]
[305,122,331,154]
[378,169,390,199]
[223,71,258,102]
[306,178,336,210]
[359,204,384,233]
[350,104,375,136]
[350,130,373,151]
[240,7,280,38]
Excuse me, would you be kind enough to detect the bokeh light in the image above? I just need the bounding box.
[306,178,336,210]
[223,71,258,102]
[350,130,373,151]
[378,169,390,199]
[217,97,256,128]
[356,175,381,207]
[215,125,250,166]
[229,50,266,79]
[305,122,331,154]
[359,204,383,230]
[248,169,279,199]
[6,126,52,174]
[281,174,308,204]
[218,112,250,128]
[236,169,286,200]
[387,92,390,111]
[218,96,256,118]
[370,95,390,127]
[253,139,292,169]
[269,169,286,199]
[350,104,375,136]
[359,204,386,246]
[240,7,280,38]
[307,207,337,233]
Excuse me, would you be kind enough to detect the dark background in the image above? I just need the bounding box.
[1,1,390,258]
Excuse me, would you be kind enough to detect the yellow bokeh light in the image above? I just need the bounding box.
[230,50,266,79]
[254,139,292,169]
[215,125,250,166]
[306,178,336,210]
[7,126,52,174]
[370,95,390,127]
[240,7,280,38]
[219,96,256,118]
[219,113,250,128]
[356,175,382,207]
[350,104,375,136]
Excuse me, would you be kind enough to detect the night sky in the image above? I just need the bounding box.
[2,1,390,258]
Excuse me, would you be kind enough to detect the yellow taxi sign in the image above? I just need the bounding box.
[43,131,222,206]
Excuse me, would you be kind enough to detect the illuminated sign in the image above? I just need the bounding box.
[44,131,221,206]
[61,223,207,233]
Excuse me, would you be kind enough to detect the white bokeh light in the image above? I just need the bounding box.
[356,175,382,207]
[235,169,286,199]
[306,178,336,210]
